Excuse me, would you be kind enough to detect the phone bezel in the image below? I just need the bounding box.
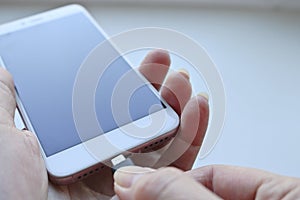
[0,4,179,181]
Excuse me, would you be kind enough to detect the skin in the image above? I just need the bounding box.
[0,49,209,200]
[113,165,300,200]
[2,50,299,200]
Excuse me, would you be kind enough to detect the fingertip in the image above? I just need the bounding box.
[198,92,209,102]
[190,94,209,115]
[180,95,209,147]
[144,49,170,66]
[161,71,192,115]
[178,68,190,80]
[139,49,171,91]
[110,195,120,200]
[149,49,171,65]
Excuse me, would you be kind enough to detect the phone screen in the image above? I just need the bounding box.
[0,13,164,156]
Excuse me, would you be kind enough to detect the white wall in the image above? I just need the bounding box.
[1,2,300,177]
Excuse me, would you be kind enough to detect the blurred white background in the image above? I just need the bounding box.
[1,0,300,177]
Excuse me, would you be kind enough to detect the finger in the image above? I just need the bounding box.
[160,69,192,115]
[187,165,282,200]
[155,94,209,170]
[170,94,209,170]
[114,166,221,200]
[138,49,170,91]
[0,68,16,126]
[144,69,192,152]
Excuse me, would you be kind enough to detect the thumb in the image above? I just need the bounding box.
[114,166,221,200]
[0,68,16,126]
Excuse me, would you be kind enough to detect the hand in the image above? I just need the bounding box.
[113,165,300,199]
[0,49,209,200]
[0,68,48,199]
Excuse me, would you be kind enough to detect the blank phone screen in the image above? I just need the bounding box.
[0,13,164,156]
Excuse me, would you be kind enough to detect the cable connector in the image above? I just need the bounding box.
[111,154,135,173]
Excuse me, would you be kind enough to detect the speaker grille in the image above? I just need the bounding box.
[142,136,172,152]
[75,165,105,180]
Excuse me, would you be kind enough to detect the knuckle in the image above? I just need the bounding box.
[23,130,41,156]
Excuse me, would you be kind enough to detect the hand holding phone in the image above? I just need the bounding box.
[0,49,209,198]
[0,5,181,184]
[0,3,208,199]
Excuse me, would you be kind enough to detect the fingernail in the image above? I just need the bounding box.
[110,195,120,200]
[198,92,209,101]
[178,69,190,80]
[114,166,155,188]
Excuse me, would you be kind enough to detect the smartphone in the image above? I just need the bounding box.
[0,5,179,184]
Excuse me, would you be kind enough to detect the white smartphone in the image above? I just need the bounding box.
[0,5,179,184]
